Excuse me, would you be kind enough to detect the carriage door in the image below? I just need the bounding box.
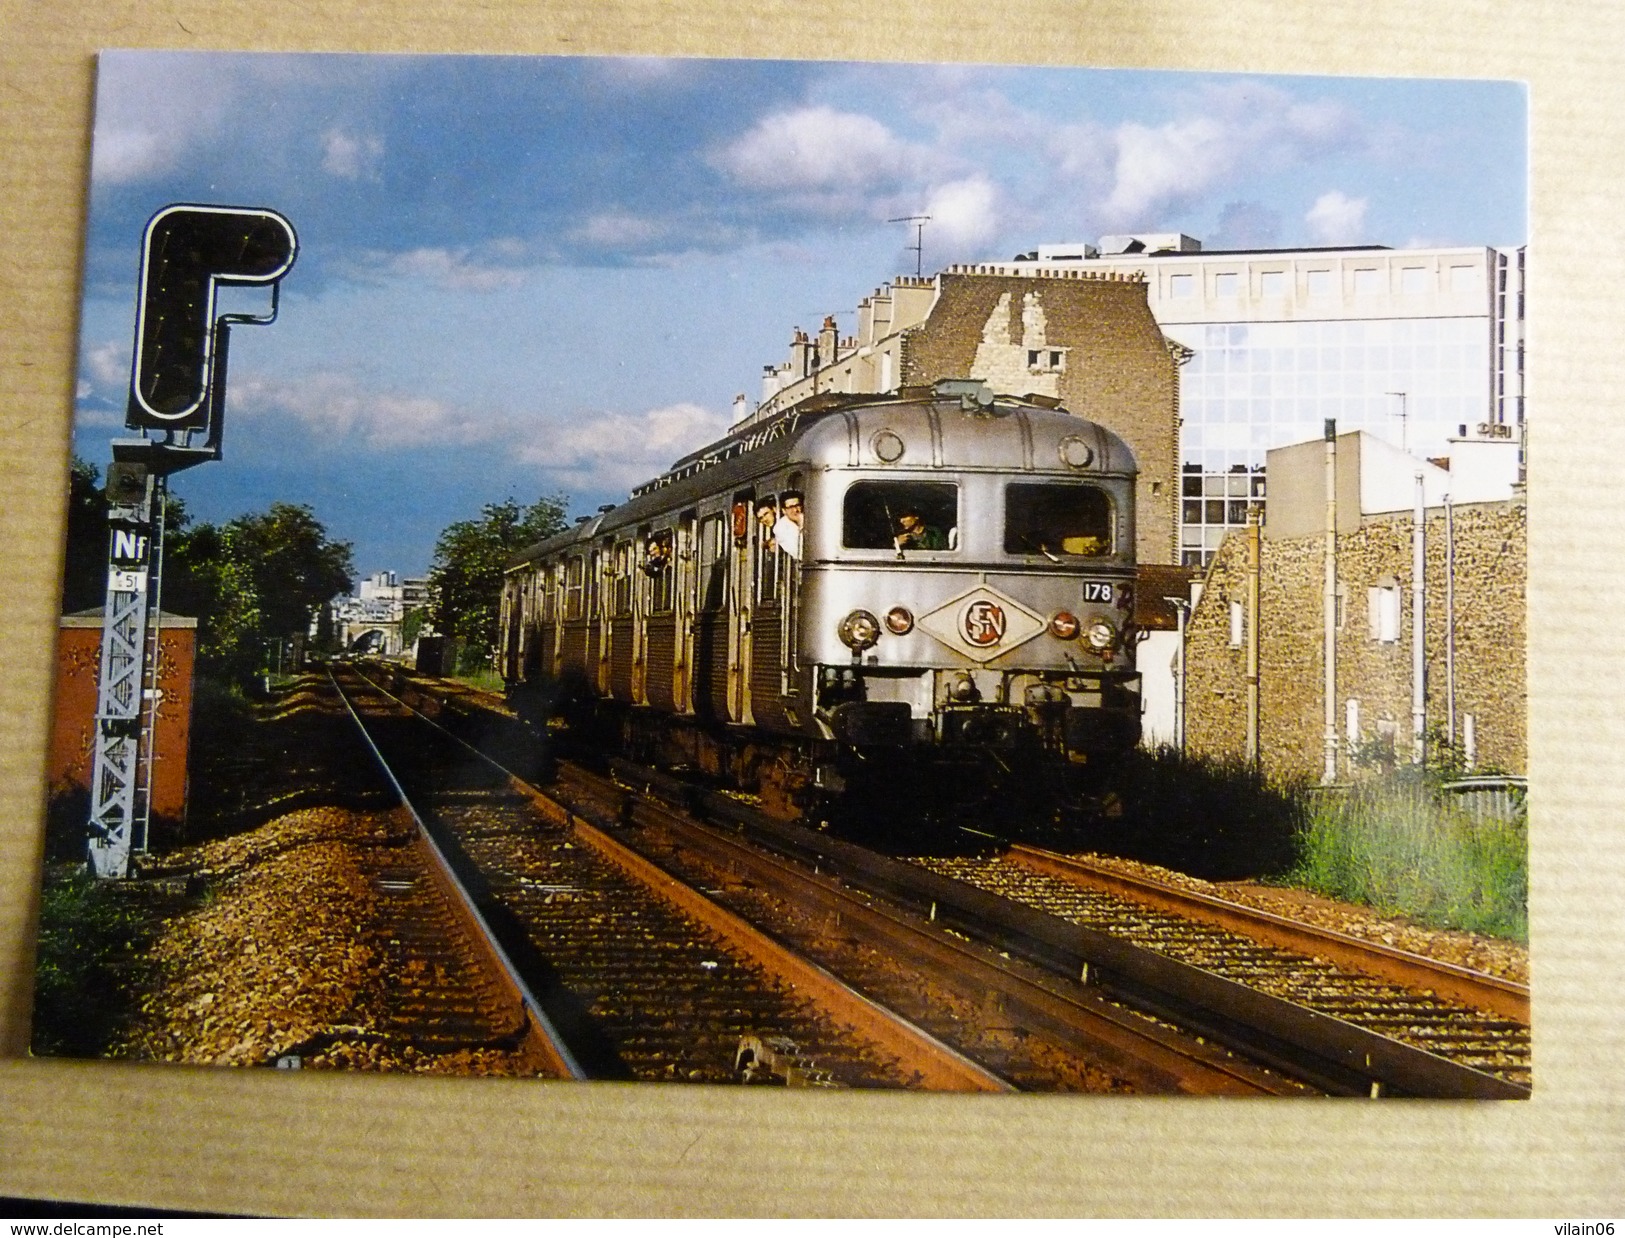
[675,511,697,713]
[726,493,754,724]
[595,543,613,695]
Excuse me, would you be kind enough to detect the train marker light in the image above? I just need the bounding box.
[1084,617,1117,652]
[1050,611,1080,639]
[838,609,881,651]
[884,606,914,635]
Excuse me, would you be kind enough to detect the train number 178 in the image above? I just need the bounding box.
[1081,581,1113,603]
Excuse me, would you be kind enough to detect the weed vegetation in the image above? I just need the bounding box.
[1289,772,1527,943]
[31,867,167,1057]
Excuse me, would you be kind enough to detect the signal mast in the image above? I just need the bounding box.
[86,204,297,879]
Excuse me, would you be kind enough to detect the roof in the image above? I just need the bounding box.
[1134,564,1203,631]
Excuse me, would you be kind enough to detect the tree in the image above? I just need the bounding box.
[60,458,110,614]
[225,502,355,642]
[429,494,569,667]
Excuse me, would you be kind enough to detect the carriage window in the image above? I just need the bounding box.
[699,514,726,611]
[842,481,958,551]
[754,496,779,603]
[1004,484,1113,557]
[643,531,674,612]
[564,555,585,620]
[612,542,633,616]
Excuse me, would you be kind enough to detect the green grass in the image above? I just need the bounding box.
[449,667,504,695]
[1288,775,1527,942]
[30,868,165,1057]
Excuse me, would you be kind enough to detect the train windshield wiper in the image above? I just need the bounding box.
[1019,532,1061,563]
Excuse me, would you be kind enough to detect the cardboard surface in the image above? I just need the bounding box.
[1,0,1621,1217]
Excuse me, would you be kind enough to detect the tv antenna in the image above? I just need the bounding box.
[889,215,931,277]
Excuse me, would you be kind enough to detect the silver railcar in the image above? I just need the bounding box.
[499,380,1141,810]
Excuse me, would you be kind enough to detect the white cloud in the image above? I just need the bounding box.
[87,341,130,389]
[229,368,731,495]
[922,177,1002,252]
[1098,82,1364,229]
[229,371,478,448]
[570,211,668,248]
[340,245,527,292]
[89,52,238,183]
[321,127,384,181]
[1305,190,1369,243]
[714,105,929,193]
[516,402,733,493]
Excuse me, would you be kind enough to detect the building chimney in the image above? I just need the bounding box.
[790,329,812,379]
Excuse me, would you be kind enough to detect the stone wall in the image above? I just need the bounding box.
[1185,500,1525,781]
[894,270,1180,564]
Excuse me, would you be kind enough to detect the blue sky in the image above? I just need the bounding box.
[72,52,1526,579]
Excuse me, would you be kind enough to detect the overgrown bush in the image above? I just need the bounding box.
[1289,772,1527,942]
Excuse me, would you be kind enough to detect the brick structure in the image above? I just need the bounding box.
[751,266,1183,564]
[50,610,197,825]
[1184,499,1525,782]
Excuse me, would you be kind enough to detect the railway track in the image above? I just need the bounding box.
[349,663,1531,1098]
[329,666,1012,1089]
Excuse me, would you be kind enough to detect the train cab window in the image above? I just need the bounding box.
[842,481,958,551]
[1004,483,1113,557]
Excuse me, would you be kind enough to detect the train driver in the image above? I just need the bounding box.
[773,491,803,560]
[894,506,948,551]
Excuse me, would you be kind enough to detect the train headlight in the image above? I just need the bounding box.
[884,606,914,635]
[1050,611,1080,639]
[1083,616,1117,652]
[838,609,882,651]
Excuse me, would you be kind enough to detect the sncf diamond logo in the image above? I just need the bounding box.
[919,586,1045,663]
[963,600,1006,646]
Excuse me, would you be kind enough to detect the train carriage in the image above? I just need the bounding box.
[500,379,1141,816]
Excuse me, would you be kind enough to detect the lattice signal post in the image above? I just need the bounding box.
[87,204,297,879]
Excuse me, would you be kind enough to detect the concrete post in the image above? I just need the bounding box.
[1322,420,1338,786]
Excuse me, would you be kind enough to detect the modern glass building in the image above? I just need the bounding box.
[1009,237,1526,564]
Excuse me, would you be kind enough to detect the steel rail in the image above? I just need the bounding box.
[1007,844,1530,1024]
[327,669,588,1080]
[343,665,1013,1092]
[555,764,1308,1096]
[610,759,1529,1100]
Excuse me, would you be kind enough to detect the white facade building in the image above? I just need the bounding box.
[1006,235,1526,564]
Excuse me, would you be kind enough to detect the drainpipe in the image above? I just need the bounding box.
[1322,419,1338,786]
[1412,471,1427,766]
[1445,492,1457,751]
[1246,507,1261,768]
[1166,596,1190,754]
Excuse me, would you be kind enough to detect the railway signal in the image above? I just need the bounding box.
[86,204,297,879]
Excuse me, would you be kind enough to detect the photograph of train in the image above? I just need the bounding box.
[33,50,1529,1095]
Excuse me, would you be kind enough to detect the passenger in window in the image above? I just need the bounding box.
[774,491,803,560]
[755,499,778,553]
[894,506,948,551]
[642,533,671,577]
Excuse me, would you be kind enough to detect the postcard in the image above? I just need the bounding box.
[35,49,1528,1099]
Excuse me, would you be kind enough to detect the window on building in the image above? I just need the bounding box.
[1450,264,1483,292]
[1229,600,1244,648]
[1027,347,1067,373]
[1368,584,1401,643]
[1306,269,1333,297]
[1214,272,1240,297]
[843,481,958,551]
[1004,483,1112,556]
[1353,268,1381,295]
[1401,266,1428,293]
[1259,271,1287,297]
[1168,272,1195,298]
